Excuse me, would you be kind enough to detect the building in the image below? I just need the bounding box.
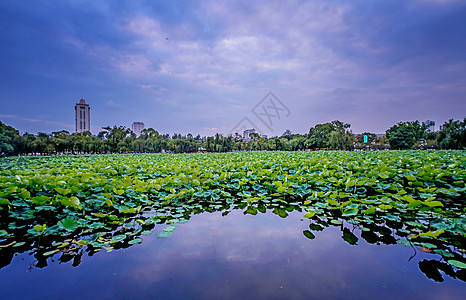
[243,128,256,139]
[132,122,145,137]
[422,120,435,132]
[75,99,90,133]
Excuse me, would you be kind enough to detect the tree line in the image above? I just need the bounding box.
[1,118,465,156]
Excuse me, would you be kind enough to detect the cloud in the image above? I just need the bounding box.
[0,114,73,130]
[1,0,465,135]
[331,87,361,96]
[105,100,125,110]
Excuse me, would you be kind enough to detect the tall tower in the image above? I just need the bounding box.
[131,122,145,138]
[75,99,90,133]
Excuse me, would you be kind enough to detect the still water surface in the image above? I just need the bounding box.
[0,210,464,299]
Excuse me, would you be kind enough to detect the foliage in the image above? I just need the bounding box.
[0,151,465,279]
[1,118,466,156]
[307,120,354,150]
[386,121,428,150]
[437,118,466,150]
[0,122,20,156]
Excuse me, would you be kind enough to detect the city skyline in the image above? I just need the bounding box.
[1,0,465,136]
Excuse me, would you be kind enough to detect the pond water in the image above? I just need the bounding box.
[0,210,464,299]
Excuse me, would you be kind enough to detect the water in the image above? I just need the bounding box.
[0,210,464,299]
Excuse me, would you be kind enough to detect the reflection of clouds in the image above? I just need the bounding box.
[124,210,345,284]
[107,210,466,299]
[2,210,463,299]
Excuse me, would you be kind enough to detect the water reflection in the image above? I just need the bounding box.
[0,201,465,287]
[0,210,465,299]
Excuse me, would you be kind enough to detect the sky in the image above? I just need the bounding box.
[0,0,465,137]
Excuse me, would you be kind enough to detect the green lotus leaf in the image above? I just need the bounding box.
[163,225,176,232]
[33,224,46,233]
[419,229,445,237]
[303,230,315,239]
[245,206,258,215]
[43,250,58,256]
[342,228,358,245]
[156,231,173,238]
[303,212,315,218]
[58,218,79,232]
[0,198,11,205]
[378,204,392,210]
[30,196,49,205]
[111,234,127,242]
[405,175,416,181]
[55,187,71,195]
[342,208,358,217]
[128,238,143,245]
[363,207,376,214]
[423,201,444,208]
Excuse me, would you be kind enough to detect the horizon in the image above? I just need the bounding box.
[1,0,465,136]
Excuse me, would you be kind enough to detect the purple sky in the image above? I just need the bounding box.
[1,0,465,136]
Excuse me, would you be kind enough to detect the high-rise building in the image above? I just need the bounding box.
[132,122,145,137]
[243,128,256,139]
[422,120,435,132]
[75,99,90,133]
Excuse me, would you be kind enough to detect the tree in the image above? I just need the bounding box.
[329,131,354,150]
[437,118,466,149]
[101,126,132,152]
[140,128,159,139]
[306,120,353,150]
[33,133,54,155]
[0,121,20,155]
[282,129,292,140]
[386,121,427,150]
[249,132,261,141]
[52,130,71,153]
[307,123,334,148]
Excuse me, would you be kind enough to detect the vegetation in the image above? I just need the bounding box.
[0,122,19,156]
[0,151,465,280]
[386,121,428,150]
[2,118,464,156]
[1,118,465,156]
[437,119,466,150]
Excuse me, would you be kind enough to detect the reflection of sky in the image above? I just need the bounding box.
[1,210,465,299]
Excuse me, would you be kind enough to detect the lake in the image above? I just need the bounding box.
[0,209,464,299]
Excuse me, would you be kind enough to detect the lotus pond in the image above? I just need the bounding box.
[0,151,465,298]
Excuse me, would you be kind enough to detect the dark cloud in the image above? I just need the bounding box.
[0,0,464,135]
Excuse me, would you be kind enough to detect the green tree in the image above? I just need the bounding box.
[281,129,292,140]
[329,131,354,150]
[101,126,132,152]
[306,120,353,150]
[140,128,159,139]
[34,133,55,155]
[386,121,427,150]
[52,130,71,153]
[0,121,20,155]
[437,118,466,149]
[307,123,334,148]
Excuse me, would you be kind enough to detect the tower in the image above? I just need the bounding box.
[75,99,90,133]
[132,122,145,137]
